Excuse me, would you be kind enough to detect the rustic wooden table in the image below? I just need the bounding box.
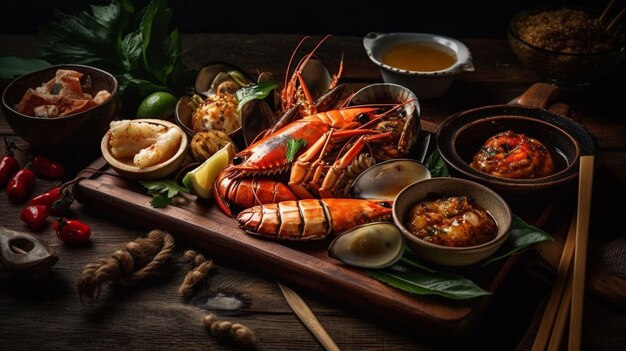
[1,34,625,351]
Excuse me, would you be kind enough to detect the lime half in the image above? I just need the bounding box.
[136,91,178,119]
[183,143,236,199]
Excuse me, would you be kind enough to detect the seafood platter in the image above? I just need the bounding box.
[72,35,592,334]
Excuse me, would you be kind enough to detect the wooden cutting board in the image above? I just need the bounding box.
[72,124,551,336]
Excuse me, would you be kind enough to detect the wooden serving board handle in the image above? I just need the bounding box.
[514,82,571,117]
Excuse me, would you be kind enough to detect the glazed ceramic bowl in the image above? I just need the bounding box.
[101,119,188,180]
[1,64,119,149]
[363,32,474,99]
[436,104,596,200]
[508,4,626,87]
[392,177,512,267]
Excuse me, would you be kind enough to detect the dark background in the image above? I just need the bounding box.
[0,0,612,37]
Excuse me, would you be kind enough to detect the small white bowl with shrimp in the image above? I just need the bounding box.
[101,119,188,180]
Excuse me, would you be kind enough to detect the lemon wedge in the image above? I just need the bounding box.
[182,143,236,199]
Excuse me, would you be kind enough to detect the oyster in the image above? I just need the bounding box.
[350,158,431,200]
[328,222,404,269]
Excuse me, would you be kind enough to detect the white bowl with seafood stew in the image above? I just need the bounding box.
[363,32,474,99]
[101,119,188,180]
[392,177,512,267]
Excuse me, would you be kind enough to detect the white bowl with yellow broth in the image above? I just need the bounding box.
[363,32,474,99]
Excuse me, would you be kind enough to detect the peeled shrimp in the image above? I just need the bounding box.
[133,127,182,168]
[108,120,165,159]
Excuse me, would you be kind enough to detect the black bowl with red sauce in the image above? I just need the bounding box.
[436,103,596,202]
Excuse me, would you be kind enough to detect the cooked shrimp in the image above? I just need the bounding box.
[133,127,182,168]
[108,120,165,159]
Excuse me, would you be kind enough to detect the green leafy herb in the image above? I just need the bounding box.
[0,57,52,79]
[140,180,189,208]
[286,137,307,163]
[480,214,554,266]
[235,81,279,112]
[424,149,449,177]
[0,0,195,110]
[368,270,491,300]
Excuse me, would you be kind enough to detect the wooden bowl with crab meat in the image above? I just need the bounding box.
[101,119,188,180]
[2,64,119,149]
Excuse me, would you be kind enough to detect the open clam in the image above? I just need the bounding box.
[175,62,276,149]
[350,158,431,200]
[328,222,404,269]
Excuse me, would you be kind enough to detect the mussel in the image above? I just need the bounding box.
[348,83,421,159]
[175,62,277,150]
[328,222,404,269]
[350,159,431,200]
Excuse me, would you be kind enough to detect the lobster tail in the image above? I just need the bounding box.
[237,199,393,240]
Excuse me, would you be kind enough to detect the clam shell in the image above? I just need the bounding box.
[328,222,404,269]
[350,158,431,200]
[195,61,253,96]
[175,62,276,149]
[348,83,421,155]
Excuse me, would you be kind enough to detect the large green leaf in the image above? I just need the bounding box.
[140,0,180,85]
[0,57,51,79]
[368,270,491,300]
[480,214,554,266]
[424,149,449,177]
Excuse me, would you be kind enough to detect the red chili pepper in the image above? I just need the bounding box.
[0,138,20,187]
[20,205,49,230]
[31,155,65,180]
[6,168,37,204]
[53,218,91,244]
[28,186,74,215]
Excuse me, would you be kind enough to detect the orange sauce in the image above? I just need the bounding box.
[382,42,457,72]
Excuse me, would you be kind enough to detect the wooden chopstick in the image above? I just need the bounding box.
[599,0,625,31]
[531,214,577,351]
[599,0,618,24]
[569,155,595,351]
[607,7,626,31]
[547,265,574,351]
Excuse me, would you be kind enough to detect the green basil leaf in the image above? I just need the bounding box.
[480,214,554,267]
[0,57,52,79]
[424,149,449,177]
[368,270,491,300]
[235,81,279,112]
[286,137,307,163]
[120,30,143,71]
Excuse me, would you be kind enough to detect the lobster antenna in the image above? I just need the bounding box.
[284,36,312,88]
[294,34,332,85]
[297,34,334,78]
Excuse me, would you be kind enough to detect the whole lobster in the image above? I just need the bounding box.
[213,36,418,240]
